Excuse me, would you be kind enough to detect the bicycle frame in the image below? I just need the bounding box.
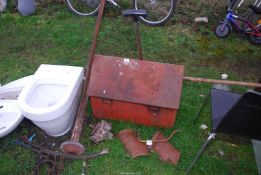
[222,10,261,37]
[237,0,261,8]
[107,0,120,8]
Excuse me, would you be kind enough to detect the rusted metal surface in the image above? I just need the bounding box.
[88,54,184,127]
[60,0,107,155]
[118,129,181,162]
[184,76,261,88]
[118,129,150,158]
[138,130,180,143]
[16,137,109,175]
[91,96,177,127]
[88,54,184,109]
[90,120,113,144]
[60,141,86,155]
[122,9,147,60]
[152,131,181,165]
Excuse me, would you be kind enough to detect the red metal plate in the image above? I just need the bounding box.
[87,54,184,109]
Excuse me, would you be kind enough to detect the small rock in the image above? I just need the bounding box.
[199,124,208,130]
[199,94,205,97]
[218,150,225,157]
[90,120,113,144]
[194,17,208,23]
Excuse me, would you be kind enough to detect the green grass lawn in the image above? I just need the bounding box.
[0,3,260,175]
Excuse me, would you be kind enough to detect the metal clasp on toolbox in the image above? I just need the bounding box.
[87,54,184,128]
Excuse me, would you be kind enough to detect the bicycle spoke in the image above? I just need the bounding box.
[137,0,173,23]
[66,0,100,16]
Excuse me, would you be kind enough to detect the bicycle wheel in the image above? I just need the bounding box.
[248,23,261,45]
[248,32,261,45]
[215,23,231,38]
[134,0,176,26]
[65,0,100,16]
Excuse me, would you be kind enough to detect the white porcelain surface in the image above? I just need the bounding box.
[18,64,83,137]
[0,75,34,100]
[0,100,24,138]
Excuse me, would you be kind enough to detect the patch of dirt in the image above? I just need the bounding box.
[16,119,72,151]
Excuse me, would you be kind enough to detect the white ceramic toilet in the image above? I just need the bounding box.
[18,64,84,137]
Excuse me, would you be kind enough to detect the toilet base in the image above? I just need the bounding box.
[32,87,81,137]
[44,120,73,137]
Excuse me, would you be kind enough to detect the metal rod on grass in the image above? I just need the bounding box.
[60,0,107,155]
[184,76,261,88]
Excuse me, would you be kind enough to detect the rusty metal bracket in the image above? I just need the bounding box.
[138,130,181,144]
[118,129,181,164]
[16,137,109,175]
[151,131,181,165]
[118,129,150,158]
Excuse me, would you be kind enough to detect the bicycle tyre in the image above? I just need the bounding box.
[215,23,231,38]
[65,0,100,16]
[248,26,261,45]
[134,0,176,26]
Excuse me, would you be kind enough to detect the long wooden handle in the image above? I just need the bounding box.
[184,76,261,88]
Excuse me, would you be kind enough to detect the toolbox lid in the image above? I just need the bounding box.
[87,55,184,109]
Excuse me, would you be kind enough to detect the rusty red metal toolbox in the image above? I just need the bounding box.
[87,54,184,128]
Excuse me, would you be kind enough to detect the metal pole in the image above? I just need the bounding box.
[184,76,261,88]
[72,0,107,142]
[134,20,143,60]
[60,0,107,155]
[186,133,216,174]
[193,92,210,124]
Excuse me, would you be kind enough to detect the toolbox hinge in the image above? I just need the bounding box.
[101,98,112,104]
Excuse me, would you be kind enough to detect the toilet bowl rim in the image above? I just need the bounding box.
[17,74,83,121]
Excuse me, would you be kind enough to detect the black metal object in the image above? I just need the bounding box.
[249,5,261,14]
[186,133,216,174]
[186,89,261,174]
[215,90,261,139]
[122,9,147,60]
[252,139,261,175]
[210,89,242,132]
[122,9,147,19]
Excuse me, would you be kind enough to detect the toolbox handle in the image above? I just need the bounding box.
[101,98,112,104]
[147,106,160,116]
